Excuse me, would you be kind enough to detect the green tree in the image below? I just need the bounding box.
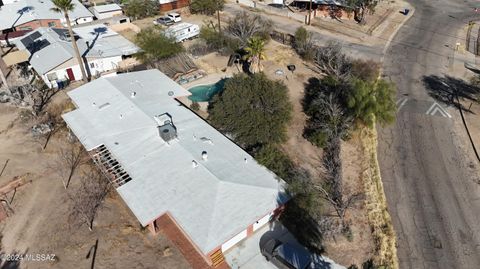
[134,27,184,64]
[294,27,315,61]
[124,0,158,20]
[208,73,292,149]
[243,37,266,74]
[255,144,294,180]
[51,0,87,82]
[347,78,396,127]
[190,0,225,34]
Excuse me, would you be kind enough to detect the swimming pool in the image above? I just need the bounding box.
[187,79,227,102]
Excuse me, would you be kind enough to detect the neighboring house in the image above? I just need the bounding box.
[90,3,123,20]
[14,24,139,88]
[158,0,189,12]
[0,0,94,37]
[62,69,289,269]
[291,0,352,19]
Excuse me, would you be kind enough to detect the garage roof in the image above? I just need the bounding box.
[62,70,289,254]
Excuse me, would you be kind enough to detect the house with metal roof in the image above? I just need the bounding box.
[0,0,93,35]
[90,3,123,20]
[62,69,289,268]
[14,24,139,88]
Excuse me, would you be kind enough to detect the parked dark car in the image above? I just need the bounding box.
[261,239,312,269]
[153,16,174,26]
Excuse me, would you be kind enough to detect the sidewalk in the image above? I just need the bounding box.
[224,0,414,61]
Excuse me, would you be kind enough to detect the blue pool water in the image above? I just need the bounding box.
[188,79,227,102]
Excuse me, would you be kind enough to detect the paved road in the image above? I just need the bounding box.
[224,3,383,61]
[379,0,480,268]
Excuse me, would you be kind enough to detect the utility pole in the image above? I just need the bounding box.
[308,0,312,25]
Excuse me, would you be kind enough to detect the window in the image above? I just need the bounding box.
[46,72,58,81]
[48,22,56,27]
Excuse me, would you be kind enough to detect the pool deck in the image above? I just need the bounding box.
[176,72,233,111]
[181,72,232,89]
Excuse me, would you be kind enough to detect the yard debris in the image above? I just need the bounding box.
[0,84,35,107]
[31,122,54,137]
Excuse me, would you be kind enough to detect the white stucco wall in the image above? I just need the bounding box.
[94,10,123,20]
[42,55,123,88]
[60,16,94,27]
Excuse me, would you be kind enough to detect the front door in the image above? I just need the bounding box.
[66,68,75,81]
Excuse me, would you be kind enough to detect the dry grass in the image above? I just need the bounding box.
[360,125,398,269]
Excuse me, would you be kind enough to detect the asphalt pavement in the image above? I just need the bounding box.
[379,0,480,268]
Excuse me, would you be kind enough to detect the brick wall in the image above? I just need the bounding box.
[159,0,189,12]
[16,19,62,31]
[155,213,213,269]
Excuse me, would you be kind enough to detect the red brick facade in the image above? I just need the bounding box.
[154,213,216,269]
[16,19,62,31]
[159,0,189,12]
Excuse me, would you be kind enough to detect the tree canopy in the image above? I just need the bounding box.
[244,37,266,74]
[225,12,272,48]
[190,0,225,15]
[208,73,293,149]
[134,27,184,64]
[124,0,159,20]
[347,78,396,127]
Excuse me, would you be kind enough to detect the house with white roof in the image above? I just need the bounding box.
[62,69,289,268]
[14,24,139,88]
[90,3,123,20]
[0,0,93,37]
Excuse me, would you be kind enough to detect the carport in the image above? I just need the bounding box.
[224,221,346,269]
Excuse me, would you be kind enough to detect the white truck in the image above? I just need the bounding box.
[165,23,200,43]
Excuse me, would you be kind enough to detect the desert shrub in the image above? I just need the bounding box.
[294,27,315,61]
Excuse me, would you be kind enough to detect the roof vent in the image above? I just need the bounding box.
[131,91,136,98]
[192,160,198,168]
[155,113,177,143]
[201,151,208,161]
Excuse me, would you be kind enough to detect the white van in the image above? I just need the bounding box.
[167,12,182,23]
[165,23,200,43]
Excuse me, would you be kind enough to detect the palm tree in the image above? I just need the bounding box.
[51,0,87,83]
[243,37,266,74]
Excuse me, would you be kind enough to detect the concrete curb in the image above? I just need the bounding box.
[381,2,415,60]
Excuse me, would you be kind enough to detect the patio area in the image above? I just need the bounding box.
[224,221,346,269]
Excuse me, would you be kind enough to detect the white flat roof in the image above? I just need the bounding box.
[62,70,289,254]
[93,3,122,13]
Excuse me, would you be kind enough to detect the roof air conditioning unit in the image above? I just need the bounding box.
[155,113,177,143]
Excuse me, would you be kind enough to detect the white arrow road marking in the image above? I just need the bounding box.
[426,102,452,118]
[396,97,408,111]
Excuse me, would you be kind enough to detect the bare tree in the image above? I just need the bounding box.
[32,83,60,116]
[68,169,110,231]
[225,12,272,48]
[315,41,352,80]
[308,94,363,228]
[52,142,88,189]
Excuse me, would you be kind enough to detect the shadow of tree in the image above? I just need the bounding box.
[422,75,480,113]
[280,199,325,255]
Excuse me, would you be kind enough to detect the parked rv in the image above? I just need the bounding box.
[165,23,200,43]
